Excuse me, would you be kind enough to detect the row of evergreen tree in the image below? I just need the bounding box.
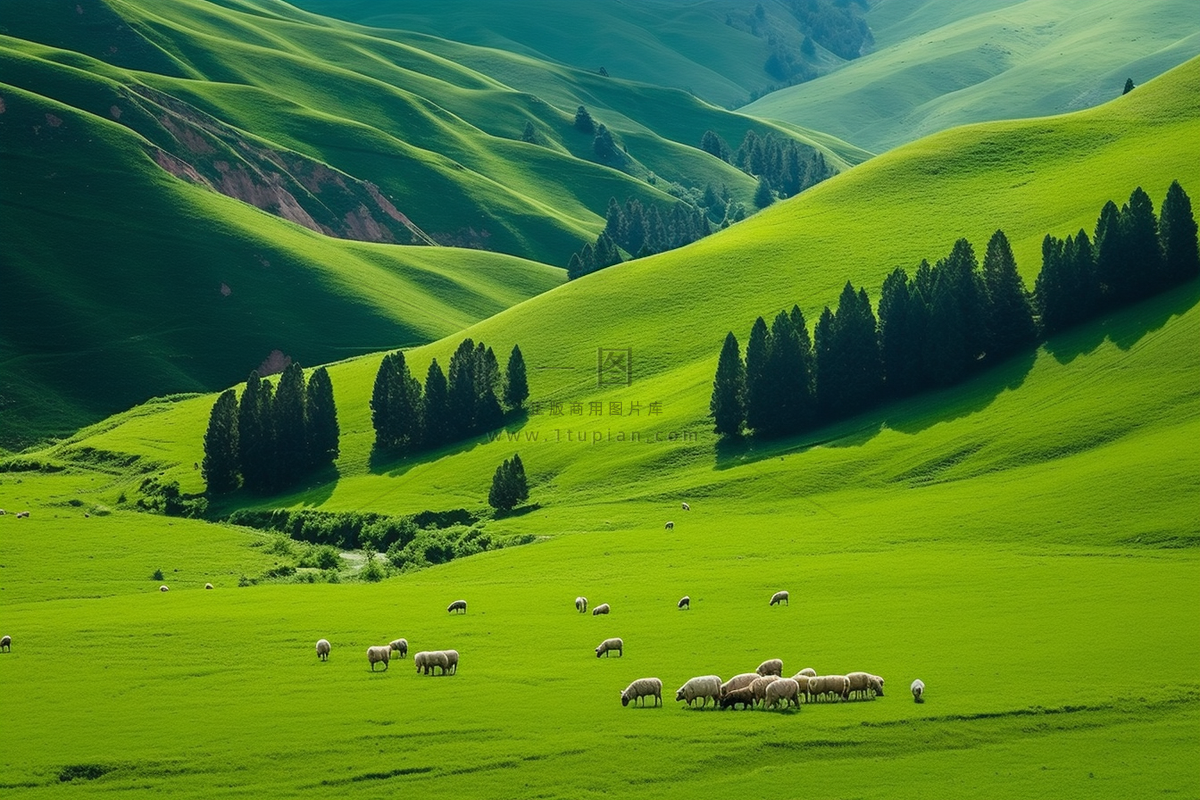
[567,197,712,280]
[712,182,1199,438]
[372,339,529,456]
[202,364,340,494]
[700,129,833,204]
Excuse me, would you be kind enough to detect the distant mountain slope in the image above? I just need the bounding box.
[293,0,872,109]
[745,0,1200,152]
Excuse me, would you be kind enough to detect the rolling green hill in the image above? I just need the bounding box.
[746,0,1200,152]
[0,0,866,447]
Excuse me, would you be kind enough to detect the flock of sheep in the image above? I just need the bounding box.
[313,599,470,674]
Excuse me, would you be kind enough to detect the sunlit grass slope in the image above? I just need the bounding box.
[746,0,1200,152]
[2,56,1197,800]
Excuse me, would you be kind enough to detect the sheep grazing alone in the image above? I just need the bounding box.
[720,673,760,696]
[159,585,169,592]
[677,596,690,610]
[315,639,331,661]
[750,675,781,705]
[766,678,801,710]
[592,603,611,616]
[595,637,623,658]
[621,677,663,707]
[447,600,467,614]
[756,658,783,677]
[575,596,588,614]
[389,638,409,658]
[664,521,674,529]
[681,502,690,511]
[809,675,851,702]
[414,650,450,675]
[911,679,925,704]
[718,686,756,710]
[675,675,722,708]
[846,671,885,700]
[205,583,214,590]
[367,646,391,671]
[15,511,30,518]
[769,590,789,606]
[1,635,11,652]
[797,667,817,678]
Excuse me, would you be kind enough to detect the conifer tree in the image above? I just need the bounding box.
[813,305,839,417]
[765,309,814,434]
[1160,180,1200,284]
[422,359,450,448]
[305,366,339,469]
[574,105,595,134]
[237,372,265,492]
[202,389,240,494]
[754,176,774,209]
[700,130,730,161]
[743,316,772,433]
[447,339,479,438]
[1122,187,1164,295]
[789,303,816,401]
[604,197,625,243]
[476,344,504,432]
[710,332,745,437]
[488,453,529,512]
[835,283,881,413]
[370,354,397,450]
[392,351,425,452]
[503,344,529,411]
[982,230,1037,360]
[255,378,277,491]
[925,266,970,386]
[1034,234,1068,335]
[878,267,916,396]
[1095,200,1126,303]
[1067,229,1099,322]
[274,362,308,485]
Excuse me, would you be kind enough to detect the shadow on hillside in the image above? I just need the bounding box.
[1045,278,1200,365]
[367,412,530,477]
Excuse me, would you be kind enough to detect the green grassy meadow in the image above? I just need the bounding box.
[2,50,1198,798]
[746,0,1200,152]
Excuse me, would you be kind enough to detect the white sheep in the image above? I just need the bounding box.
[769,590,788,606]
[575,596,588,613]
[621,677,663,707]
[750,675,781,704]
[595,637,623,658]
[664,521,674,529]
[447,599,467,614]
[315,639,331,661]
[720,672,760,696]
[159,585,169,592]
[809,675,851,702]
[756,658,783,677]
[440,649,459,675]
[677,596,690,610]
[1,635,11,652]
[414,651,430,674]
[415,650,449,675]
[389,638,408,658]
[675,675,722,708]
[911,679,925,703]
[790,673,813,703]
[681,502,690,511]
[205,583,214,590]
[846,671,885,700]
[797,667,816,677]
[367,645,391,671]
[765,678,801,709]
[592,603,611,616]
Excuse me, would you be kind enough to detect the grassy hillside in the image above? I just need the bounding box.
[2,47,1197,800]
[746,0,1200,152]
[1,0,866,446]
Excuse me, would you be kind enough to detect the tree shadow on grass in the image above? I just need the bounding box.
[368,411,531,477]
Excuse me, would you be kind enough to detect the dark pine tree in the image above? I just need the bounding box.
[305,366,339,469]
[943,238,988,363]
[255,378,277,492]
[1122,187,1164,295]
[422,359,450,448]
[237,372,265,492]
[710,331,745,437]
[1123,78,1135,95]
[593,124,618,161]
[370,354,397,451]
[789,303,816,407]
[503,344,530,411]
[765,309,815,434]
[604,197,625,244]
[1094,200,1126,304]
[736,130,763,175]
[447,339,479,438]
[1160,180,1200,284]
[1067,229,1099,323]
[392,351,425,452]
[574,105,595,134]
[982,230,1037,361]
[274,362,308,486]
[488,453,529,512]
[1034,234,1068,335]
[743,316,772,433]
[813,305,839,418]
[925,265,970,386]
[837,284,882,414]
[754,176,774,209]
[476,344,504,432]
[878,267,916,397]
[202,389,240,495]
[700,130,730,161]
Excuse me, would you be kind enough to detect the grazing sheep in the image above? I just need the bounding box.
[159,585,169,592]
[790,674,813,703]
[592,603,610,616]
[769,590,788,606]
[797,667,816,677]
[15,511,30,518]
[1,635,11,652]
[720,673,760,696]
[847,671,885,700]
[718,686,756,710]
[750,675,781,705]
[0,509,6,515]
[675,675,722,708]
[621,677,663,707]
[440,649,459,675]
[205,583,214,590]
[447,599,467,614]
[575,596,588,613]
[315,639,331,661]
[664,521,674,529]
[389,638,409,658]
[415,650,449,675]
[766,678,801,709]
[414,651,430,674]
[756,658,783,677]
[681,502,690,511]
[677,596,690,610]
[911,679,925,704]
[367,645,391,671]
[809,675,851,702]
[595,637,624,658]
